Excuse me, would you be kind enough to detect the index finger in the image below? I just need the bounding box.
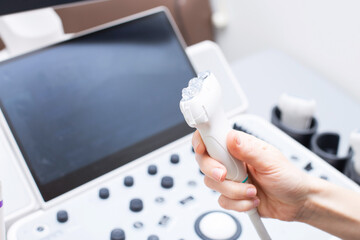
[227,130,279,172]
[192,130,206,154]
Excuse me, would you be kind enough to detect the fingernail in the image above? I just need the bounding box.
[246,188,256,197]
[253,199,260,207]
[235,134,241,146]
[193,138,200,152]
[211,168,224,181]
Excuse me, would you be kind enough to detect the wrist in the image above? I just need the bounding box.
[295,175,360,239]
[294,175,323,223]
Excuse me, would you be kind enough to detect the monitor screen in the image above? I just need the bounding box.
[0,0,87,16]
[0,10,195,201]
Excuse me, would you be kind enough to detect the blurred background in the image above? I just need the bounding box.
[214,0,360,103]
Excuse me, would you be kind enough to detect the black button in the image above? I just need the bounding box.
[99,188,110,199]
[57,210,68,223]
[170,154,180,164]
[161,176,174,189]
[233,123,241,131]
[148,165,158,175]
[233,123,250,134]
[304,162,313,171]
[124,176,134,187]
[133,221,144,229]
[320,175,328,180]
[155,197,165,204]
[37,226,45,232]
[291,155,299,161]
[188,180,197,187]
[158,215,171,226]
[130,198,143,212]
[148,235,159,240]
[180,195,195,205]
[111,228,125,240]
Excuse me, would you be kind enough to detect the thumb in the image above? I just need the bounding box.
[227,130,275,172]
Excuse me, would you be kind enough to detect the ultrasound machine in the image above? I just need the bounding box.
[0,5,359,240]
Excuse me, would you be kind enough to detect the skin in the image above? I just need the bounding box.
[192,129,360,240]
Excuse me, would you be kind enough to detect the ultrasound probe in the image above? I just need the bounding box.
[180,71,271,240]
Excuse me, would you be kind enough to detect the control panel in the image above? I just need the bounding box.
[8,114,359,240]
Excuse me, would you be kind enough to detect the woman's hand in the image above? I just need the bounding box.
[192,129,312,221]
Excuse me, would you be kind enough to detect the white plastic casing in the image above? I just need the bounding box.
[211,0,229,29]
[278,93,316,130]
[350,130,360,175]
[180,72,247,182]
[0,8,71,59]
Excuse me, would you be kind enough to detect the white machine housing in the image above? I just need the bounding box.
[0,7,250,232]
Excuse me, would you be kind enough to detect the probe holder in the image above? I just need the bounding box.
[271,106,318,148]
[310,132,353,173]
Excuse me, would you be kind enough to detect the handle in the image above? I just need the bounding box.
[202,134,248,182]
[197,110,247,182]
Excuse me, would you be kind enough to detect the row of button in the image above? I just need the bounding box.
[110,228,160,240]
[109,210,241,240]
[124,172,174,188]
[51,150,195,239]
[98,175,175,199]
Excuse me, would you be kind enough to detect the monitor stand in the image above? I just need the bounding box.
[0,8,69,57]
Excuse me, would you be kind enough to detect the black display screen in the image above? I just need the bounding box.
[0,11,195,201]
[0,0,87,16]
